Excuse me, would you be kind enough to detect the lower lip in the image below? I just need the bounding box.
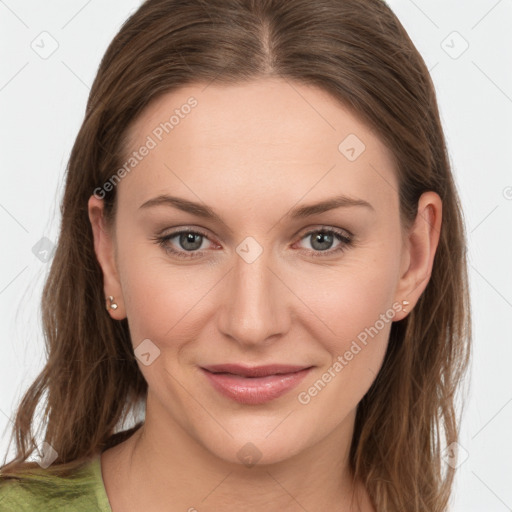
[201,368,312,405]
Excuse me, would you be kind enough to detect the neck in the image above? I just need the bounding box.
[102,395,373,512]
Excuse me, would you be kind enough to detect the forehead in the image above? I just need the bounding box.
[119,78,398,216]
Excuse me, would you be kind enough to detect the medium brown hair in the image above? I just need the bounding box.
[1,1,471,510]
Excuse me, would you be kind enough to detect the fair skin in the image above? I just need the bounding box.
[88,78,442,512]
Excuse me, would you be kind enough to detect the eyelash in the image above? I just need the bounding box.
[152,226,354,260]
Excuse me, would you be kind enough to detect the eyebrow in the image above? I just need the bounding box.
[139,193,374,225]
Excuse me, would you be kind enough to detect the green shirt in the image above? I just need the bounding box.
[0,454,112,511]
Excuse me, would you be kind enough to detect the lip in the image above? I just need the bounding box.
[200,364,313,405]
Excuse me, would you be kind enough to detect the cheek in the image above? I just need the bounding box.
[117,238,217,351]
[290,251,400,348]
[290,280,396,416]
[285,244,401,404]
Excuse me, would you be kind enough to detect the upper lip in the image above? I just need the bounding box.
[201,364,312,378]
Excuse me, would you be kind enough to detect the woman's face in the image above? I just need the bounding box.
[90,78,437,466]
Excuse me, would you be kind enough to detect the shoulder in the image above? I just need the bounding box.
[0,456,111,512]
[0,476,74,512]
[0,477,46,511]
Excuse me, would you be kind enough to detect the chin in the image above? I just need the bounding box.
[191,419,315,469]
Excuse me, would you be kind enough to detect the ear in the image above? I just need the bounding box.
[393,191,442,320]
[88,195,126,319]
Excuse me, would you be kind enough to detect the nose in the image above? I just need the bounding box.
[217,242,291,348]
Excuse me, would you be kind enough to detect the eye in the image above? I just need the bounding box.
[294,227,353,257]
[152,228,215,259]
[153,226,354,260]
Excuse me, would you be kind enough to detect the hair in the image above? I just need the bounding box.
[1,0,471,510]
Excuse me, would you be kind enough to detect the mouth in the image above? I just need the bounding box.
[200,364,313,405]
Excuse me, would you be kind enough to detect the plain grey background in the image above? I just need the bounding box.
[1,1,511,510]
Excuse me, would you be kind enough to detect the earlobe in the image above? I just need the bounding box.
[87,195,126,319]
[394,191,442,320]
[105,295,119,311]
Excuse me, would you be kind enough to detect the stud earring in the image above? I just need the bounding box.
[106,295,118,311]
[402,300,410,313]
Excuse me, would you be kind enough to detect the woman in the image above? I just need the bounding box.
[0,0,471,510]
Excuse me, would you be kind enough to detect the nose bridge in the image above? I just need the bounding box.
[218,239,289,346]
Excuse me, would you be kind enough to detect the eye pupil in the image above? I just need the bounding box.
[179,232,202,251]
[311,232,334,251]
